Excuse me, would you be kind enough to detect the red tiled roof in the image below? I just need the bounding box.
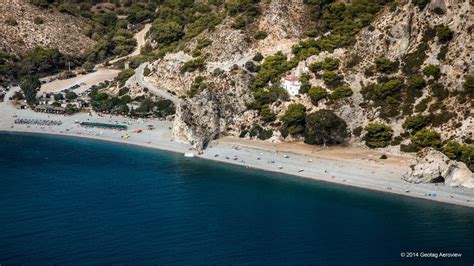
[282,76,299,81]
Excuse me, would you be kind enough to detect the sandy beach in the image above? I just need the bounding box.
[1,88,473,208]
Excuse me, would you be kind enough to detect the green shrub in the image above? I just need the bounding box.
[304,110,348,145]
[254,31,268,40]
[119,87,130,96]
[232,16,246,29]
[364,123,393,148]
[82,61,95,72]
[400,143,419,153]
[253,52,264,62]
[260,105,276,123]
[33,17,44,25]
[436,25,453,43]
[299,76,311,94]
[330,86,353,100]
[239,130,249,138]
[309,57,340,73]
[374,79,403,100]
[181,57,205,73]
[463,74,474,95]
[5,17,18,26]
[245,61,259,72]
[429,111,455,127]
[411,129,442,149]
[65,91,78,100]
[249,125,260,137]
[321,58,339,71]
[322,70,342,88]
[415,97,430,112]
[375,57,399,73]
[117,69,135,87]
[253,52,288,89]
[65,103,79,115]
[258,129,273,140]
[431,83,449,100]
[53,93,64,101]
[423,64,441,79]
[308,86,327,105]
[442,141,474,172]
[253,85,289,108]
[308,62,323,73]
[281,103,306,135]
[196,38,212,50]
[437,45,448,61]
[188,76,206,97]
[402,114,430,133]
[413,0,429,9]
[402,42,429,75]
[407,75,426,90]
[353,126,363,137]
[391,136,403,146]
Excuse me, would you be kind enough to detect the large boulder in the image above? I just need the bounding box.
[403,148,474,188]
[172,90,220,151]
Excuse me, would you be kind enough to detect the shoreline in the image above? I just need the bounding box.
[2,127,473,208]
[1,87,473,208]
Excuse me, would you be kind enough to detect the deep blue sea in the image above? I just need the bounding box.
[0,133,473,265]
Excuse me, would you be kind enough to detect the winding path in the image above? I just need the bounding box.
[109,23,152,64]
[135,63,179,104]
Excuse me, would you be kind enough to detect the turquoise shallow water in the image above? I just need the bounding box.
[0,132,473,265]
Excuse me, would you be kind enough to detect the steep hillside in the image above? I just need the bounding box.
[0,1,95,55]
[97,0,473,171]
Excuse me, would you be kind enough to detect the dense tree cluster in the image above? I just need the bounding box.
[364,123,393,148]
[304,110,348,145]
[20,76,41,105]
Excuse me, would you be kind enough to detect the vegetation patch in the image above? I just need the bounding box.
[442,141,474,172]
[280,104,306,136]
[375,57,399,74]
[402,114,430,133]
[181,57,206,73]
[308,86,327,105]
[364,123,393,148]
[330,86,353,100]
[304,110,348,145]
[410,129,442,150]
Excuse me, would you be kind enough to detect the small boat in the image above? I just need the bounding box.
[184,152,195,158]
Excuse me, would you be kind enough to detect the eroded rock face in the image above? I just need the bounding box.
[172,90,220,151]
[403,148,474,188]
[171,70,255,151]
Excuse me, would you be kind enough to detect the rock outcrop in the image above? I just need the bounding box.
[403,148,474,188]
[171,69,255,151]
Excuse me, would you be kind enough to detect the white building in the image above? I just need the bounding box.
[281,76,301,96]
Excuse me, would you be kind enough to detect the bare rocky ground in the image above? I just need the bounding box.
[0,1,95,55]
